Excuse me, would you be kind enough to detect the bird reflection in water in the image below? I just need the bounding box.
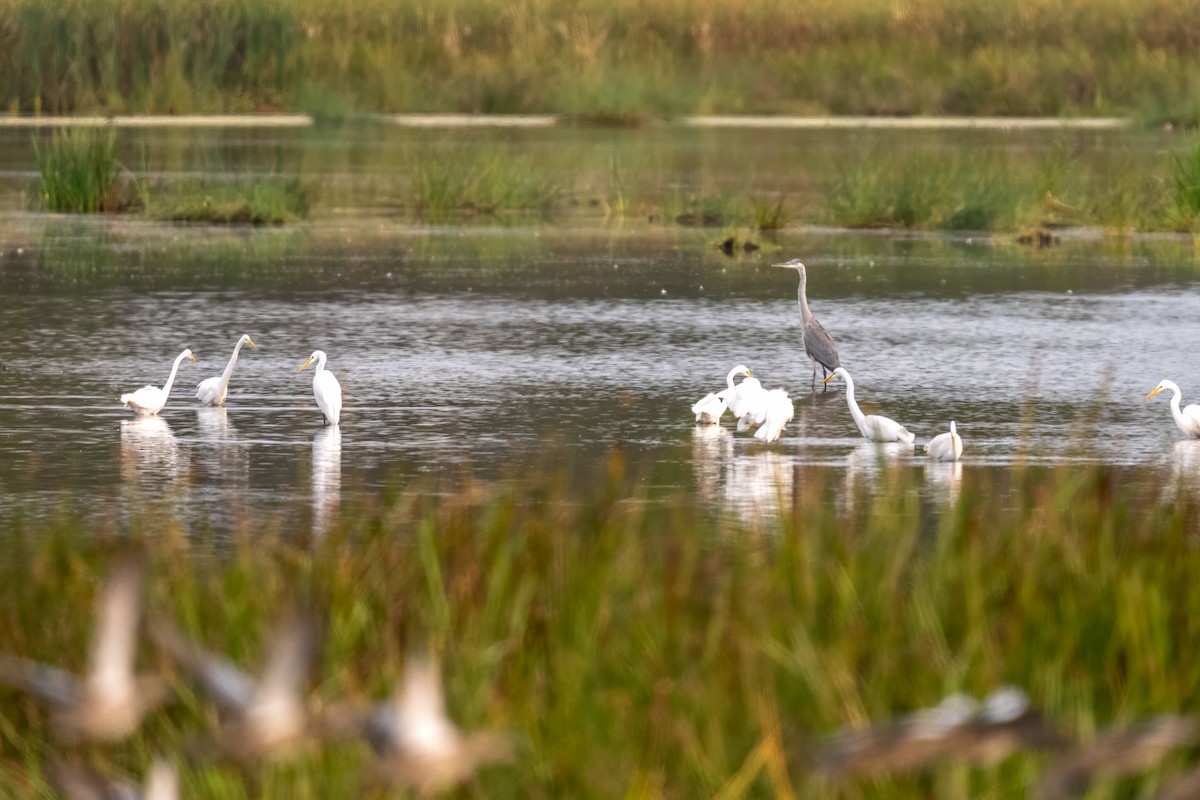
[120,417,188,505]
[691,424,733,499]
[312,426,342,534]
[722,450,793,521]
[925,460,964,504]
[1169,440,1200,501]
[843,441,912,511]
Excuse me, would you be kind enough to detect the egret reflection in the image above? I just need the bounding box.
[721,450,793,520]
[312,426,342,533]
[1170,440,1200,500]
[691,424,733,498]
[119,417,188,501]
[843,441,912,508]
[925,460,964,504]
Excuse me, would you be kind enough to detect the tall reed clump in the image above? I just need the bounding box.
[1169,137,1200,230]
[32,127,126,213]
[411,145,562,221]
[0,459,1198,796]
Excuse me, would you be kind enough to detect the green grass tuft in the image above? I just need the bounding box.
[33,127,127,214]
[411,145,562,222]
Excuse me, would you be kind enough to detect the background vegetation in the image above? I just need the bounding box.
[4,0,1200,122]
[1,459,1199,797]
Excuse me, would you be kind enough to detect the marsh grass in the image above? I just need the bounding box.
[149,179,309,225]
[1170,137,1200,230]
[33,128,127,213]
[6,0,1200,121]
[411,146,562,222]
[1,459,1199,796]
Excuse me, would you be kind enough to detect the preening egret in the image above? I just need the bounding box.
[823,367,915,444]
[120,349,196,416]
[298,350,342,426]
[773,259,841,387]
[727,372,770,426]
[753,389,795,443]
[1145,380,1200,438]
[691,364,753,423]
[925,421,963,461]
[196,334,256,407]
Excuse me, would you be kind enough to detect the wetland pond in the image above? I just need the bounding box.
[0,125,1199,530]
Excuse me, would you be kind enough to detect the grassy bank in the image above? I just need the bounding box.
[4,0,1200,122]
[0,459,1199,797]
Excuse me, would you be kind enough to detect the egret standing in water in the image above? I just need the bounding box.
[925,421,964,461]
[298,350,342,426]
[823,367,915,444]
[1145,380,1200,438]
[773,258,841,388]
[196,334,256,407]
[120,349,196,416]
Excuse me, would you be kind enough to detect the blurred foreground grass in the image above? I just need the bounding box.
[5,0,1200,122]
[1,458,1199,797]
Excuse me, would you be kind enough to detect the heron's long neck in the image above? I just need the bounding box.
[316,354,327,373]
[843,375,869,436]
[219,340,245,387]
[161,354,186,397]
[796,270,813,324]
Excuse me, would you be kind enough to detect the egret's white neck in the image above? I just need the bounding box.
[219,338,247,388]
[725,368,743,389]
[161,352,189,397]
[314,353,328,372]
[1168,384,1187,430]
[841,372,868,436]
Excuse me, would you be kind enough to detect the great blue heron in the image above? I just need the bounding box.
[925,421,964,461]
[1145,380,1200,438]
[822,367,915,444]
[772,258,841,388]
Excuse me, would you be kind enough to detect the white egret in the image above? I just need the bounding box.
[196,334,256,407]
[691,391,728,424]
[822,367,915,444]
[924,421,963,461]
[691,364,752,424]
[753,389,795,443]
[120,349,196,416]
[1145,380,1200,438]
[298,350,342,426]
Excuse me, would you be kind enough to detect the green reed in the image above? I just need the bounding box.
[0,457,1198,797]
[32,127,126,213]
[5,0,1200,121]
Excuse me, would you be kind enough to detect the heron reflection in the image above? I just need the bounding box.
[312,426,342,533]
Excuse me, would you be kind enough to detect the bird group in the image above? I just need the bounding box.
[0,558,511,798]
[120,335,343,426]
[692,259,962,460]
[696,257,1200,459]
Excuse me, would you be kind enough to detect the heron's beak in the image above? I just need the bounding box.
[246,337,257,348]
[298,356,315,373]
[1145,385,1164,401]
[187,353,196,362]
[821,372,835,385]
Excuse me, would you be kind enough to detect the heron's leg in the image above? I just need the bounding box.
[811,359,818,389]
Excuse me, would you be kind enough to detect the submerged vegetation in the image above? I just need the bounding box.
[5,0,1200,122]
[1,459,1200,796]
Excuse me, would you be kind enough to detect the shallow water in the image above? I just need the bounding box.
[1,125,1199,529]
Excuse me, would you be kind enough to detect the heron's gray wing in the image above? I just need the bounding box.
[88,556,144,695]
[0,653,80,706]
[149,617,257,712]
[804,318,841,371]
